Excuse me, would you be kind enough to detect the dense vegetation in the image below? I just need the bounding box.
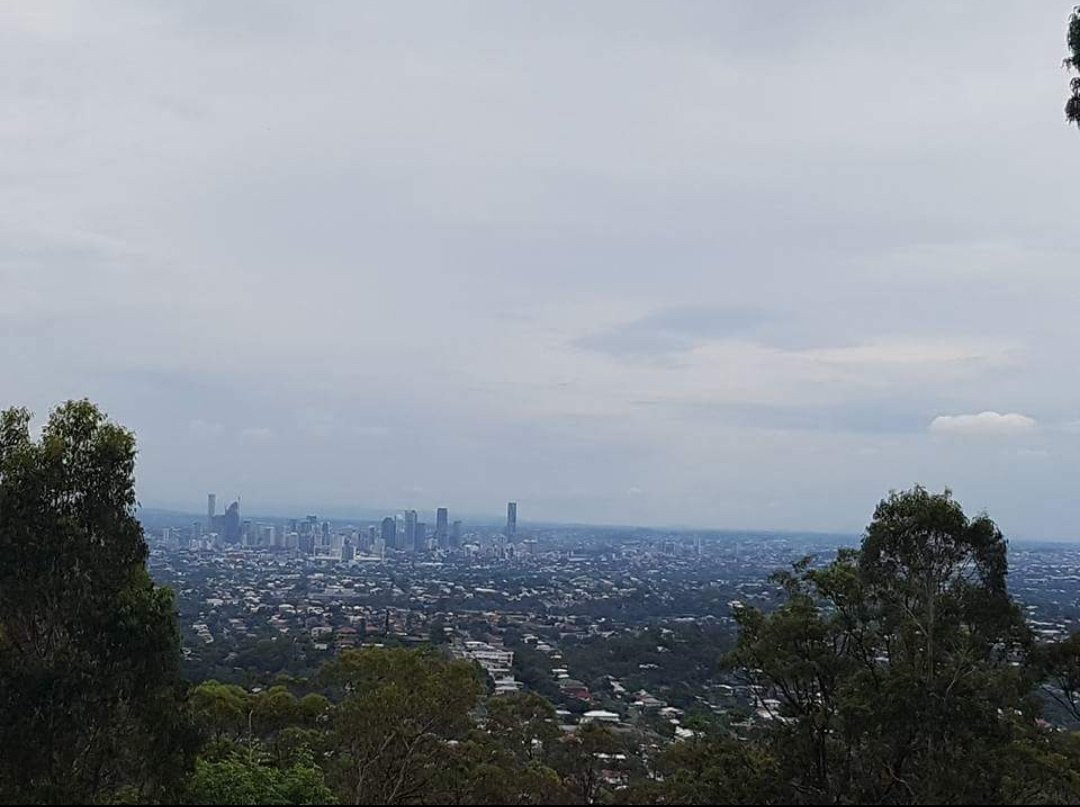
[0,402,195,803]
[1068,5,1080,127]
[7,405,1080,805]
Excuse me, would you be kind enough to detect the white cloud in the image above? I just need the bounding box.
[929,411,1037,437]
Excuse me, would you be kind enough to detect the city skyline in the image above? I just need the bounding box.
[189,493,526,535]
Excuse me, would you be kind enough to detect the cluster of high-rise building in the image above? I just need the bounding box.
[379,506,466,553]
[179,494,521,560]
[201,494,241,544]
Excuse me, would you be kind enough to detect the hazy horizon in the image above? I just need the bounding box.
[6,2,1080,537]
[136,500,1080,546]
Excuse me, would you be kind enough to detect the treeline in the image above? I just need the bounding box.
[6,404,1080,804]
[184,650,645,805]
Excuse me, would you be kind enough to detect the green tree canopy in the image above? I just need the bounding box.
[184,747,335,805]
[0,400,193,803]
[731,487,1044,804]
[622,735,781,805]
[321,646,486,805]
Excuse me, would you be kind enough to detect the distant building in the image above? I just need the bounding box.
[403,510,417,552]
[207,493,216,530]
[557,678,590,701]
[582,710,620,724]
[451,520,462,548]
[381,517,396,550]
[506,501,517,540]
[299,532,315,555]
[224,501,241,544]
[436,507,449,548]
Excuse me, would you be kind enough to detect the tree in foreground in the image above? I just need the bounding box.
[185,748,335,806]
[320,646,486,805]
[0,401,193,803]
[731,486,1079,804]
[620,734,781,805]
[1068,6,1080,127]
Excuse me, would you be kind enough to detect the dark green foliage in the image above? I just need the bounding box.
[1067,6,1080,126]
[431,692,570,804]
[1033,632,1080,724]
[434,735,568,805]
[622,735,781,805]
[184,747,335,805]
[730,487,1058,804]
[321,646,486,804]
[997,731,1080,805]
[560,623,733,704]
[485,692,563,762]
[547,722,639,805]
[0,401,194,803]
[192,680,254,741]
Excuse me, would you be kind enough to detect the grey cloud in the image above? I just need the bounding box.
[650,399,940,436]
[573,306,766,359]
[3,1,1080,536]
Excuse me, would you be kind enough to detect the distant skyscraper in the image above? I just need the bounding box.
[404,510,418,552]
[506,501,517,540]
[224,501,241,544]
[436,507,449,547]
[451,520,462,548]
[381,517,396,550]
[207,493,216,530]
[415,522,426,551]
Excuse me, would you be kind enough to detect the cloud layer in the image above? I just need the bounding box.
[2,2,1080,537]
[930,412,1038,437]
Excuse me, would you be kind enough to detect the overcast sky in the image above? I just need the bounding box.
[3,2,1080,536]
